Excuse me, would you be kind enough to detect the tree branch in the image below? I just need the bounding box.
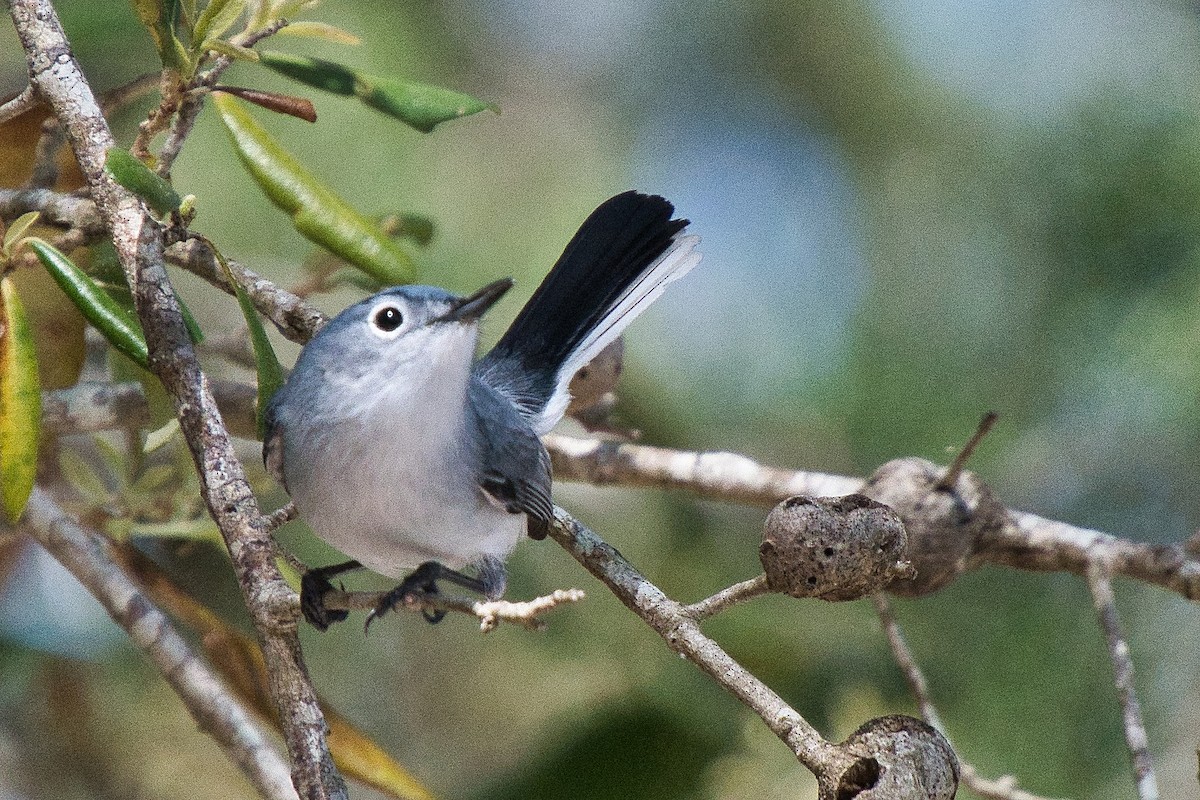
[10,3,344,797]
[545,435,1200,603]
[14,486,298,800]
[547,506,841,776]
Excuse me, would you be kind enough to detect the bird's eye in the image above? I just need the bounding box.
[372,306,404,332]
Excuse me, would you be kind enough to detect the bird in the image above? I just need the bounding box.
[263,191,701,629]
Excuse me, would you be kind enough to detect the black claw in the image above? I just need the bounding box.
[300,560,362,631]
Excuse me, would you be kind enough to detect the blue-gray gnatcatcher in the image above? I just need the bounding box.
[264,191,701,629]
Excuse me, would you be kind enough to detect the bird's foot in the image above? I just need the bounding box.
[365,561,493,632]
[300,560,362,631]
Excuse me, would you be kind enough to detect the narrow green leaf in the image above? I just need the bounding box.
[203,38,260,62]
[258,51,496,133]
[354,76,496,133]
[204,236,284,439]
[144,417,181,452]
[178,296,206,344]
[212,93,416,285]
[258,50,355,95]
[3,211,41,257]
[276,21,361,46]
[193,0,243,45]
[105,148,183,216]
[25,239,150,370]
[0,277,41,522]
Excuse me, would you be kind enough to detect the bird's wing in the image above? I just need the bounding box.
[468,376,554,539]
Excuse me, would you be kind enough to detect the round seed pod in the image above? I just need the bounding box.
[759,494,911,601]
[862,458,1007,598]
[819,715,959,800]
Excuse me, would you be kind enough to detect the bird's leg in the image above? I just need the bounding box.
[366,561,490,630]
[300,560,363,631]
[476,555,508,600]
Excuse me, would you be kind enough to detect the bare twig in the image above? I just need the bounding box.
[10,3,344,798]
[39,374,1200,612]
[936,410,998,490]
[872,594,1059,800]
[0,84,38,124]
[14,486,298,800]
[545,435,1200,603]
[42,380,257,440]
[322,586,586,632]
[683,574,771,620]
[25,115,65,188]
[168,237,327,343]
[0,187,104,232]
[545,433,862,501]
[1087,564,1159,800]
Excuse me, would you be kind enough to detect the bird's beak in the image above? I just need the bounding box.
[442,278,514,323]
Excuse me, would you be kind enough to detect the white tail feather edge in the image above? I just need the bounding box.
[532,233,702,435]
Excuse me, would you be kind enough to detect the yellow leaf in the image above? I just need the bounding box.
[0,276,42,521]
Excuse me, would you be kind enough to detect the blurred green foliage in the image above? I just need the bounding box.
[4,1,1200,798]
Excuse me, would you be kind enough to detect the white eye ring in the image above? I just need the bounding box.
[368,302,406,339]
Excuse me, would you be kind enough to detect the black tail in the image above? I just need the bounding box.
[476,191,699,431]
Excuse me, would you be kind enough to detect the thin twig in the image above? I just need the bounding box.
[683,574,771,620]
[1086,564,1159,800]
[168,237,327,343]
[871,595,1061,800]
[0,84,38,124]
[936,410,998,490]
[321,587,586,632]
[15,487,298,800]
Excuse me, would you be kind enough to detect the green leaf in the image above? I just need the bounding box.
[258,51,496,133]
[25,238,151,370]
[0,277,41,522]
[212,93,416,285]
[258,50,355,95]
[203,236,284,439]
[144,418,181,452]
[193,0,244,45]
[105,148,183,216]
[3,211,41,257]
[276,21,361,46]
[353,76,496,133]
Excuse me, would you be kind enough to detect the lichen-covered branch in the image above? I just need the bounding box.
[547,506,839,774]
[14,487,298,800]
[9,2,344,797]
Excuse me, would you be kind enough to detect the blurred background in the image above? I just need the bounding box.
[4,0,1200,797]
